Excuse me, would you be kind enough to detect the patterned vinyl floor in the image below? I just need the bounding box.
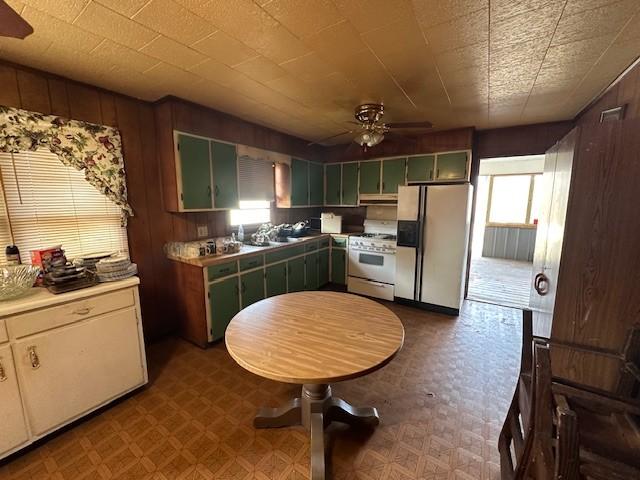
[0,299,521,480]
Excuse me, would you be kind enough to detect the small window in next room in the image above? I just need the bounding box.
[487,173,543,226]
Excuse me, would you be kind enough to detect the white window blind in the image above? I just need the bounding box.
[237,153,275,202]
[0,149,128,263]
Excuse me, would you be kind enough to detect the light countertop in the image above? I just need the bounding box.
[0,277,140,317]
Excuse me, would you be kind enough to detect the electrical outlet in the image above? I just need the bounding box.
[197,224,208,238]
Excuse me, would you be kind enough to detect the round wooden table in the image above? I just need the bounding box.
[225,291,404,480]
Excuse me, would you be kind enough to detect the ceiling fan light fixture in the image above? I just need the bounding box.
[354,130,384,148]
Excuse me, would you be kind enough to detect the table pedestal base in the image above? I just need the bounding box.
[254,384,379,480]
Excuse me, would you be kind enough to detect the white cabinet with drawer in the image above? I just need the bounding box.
[0,277,147,460]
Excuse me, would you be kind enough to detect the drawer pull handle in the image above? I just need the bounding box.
[0,357,6,382]
[73,307,92,315]
[28,346,40,370]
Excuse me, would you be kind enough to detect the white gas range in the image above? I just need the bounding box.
[347,220,397,301]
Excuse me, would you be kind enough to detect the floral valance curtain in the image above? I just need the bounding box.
[0,105,133,225]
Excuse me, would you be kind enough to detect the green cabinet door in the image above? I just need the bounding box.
[211,141,239,209]
[305,252,319,290]
[407,155,435,182]
[287,256,305,292]
[309,162,324,205]
[240,269,265,308]
[342,162,359,205]
[436,152,468,180]
[177,134,212,210]
[382,158,406,193]
[266,263,287,298]
[291,158,309,206]
[209,276,239,341]
[359,160,381,194]
[331,248,346,285]
[325,164,341,205]
[318,249,329,286]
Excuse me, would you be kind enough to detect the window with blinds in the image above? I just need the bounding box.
[229,152,275,226]
[0,149,128,264]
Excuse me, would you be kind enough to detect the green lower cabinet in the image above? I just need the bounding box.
[318,249,329,286]
[240,269,265,308]
[342,162,359,205]
[382,158,406,193]
[209,276,240,341]
[359,160,381,194]
[325,163,341,205]
[331,249,346,285]
[407,155,435,182]
[266,263,287,298]
[305,252,319,290]
[287,257,306,292]
[436,152,468,180]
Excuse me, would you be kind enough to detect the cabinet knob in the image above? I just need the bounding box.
[214,185,220,197]
[0,357,6,382]
[28,346,40,370]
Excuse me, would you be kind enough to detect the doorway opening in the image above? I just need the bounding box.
[467,155,545,309]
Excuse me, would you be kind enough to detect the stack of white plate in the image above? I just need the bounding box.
[95,255,138,282]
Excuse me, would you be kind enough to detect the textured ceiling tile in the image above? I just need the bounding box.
[265,75,325,106]
[0,35,52,67]
[140,36,206,69]
[332,0,413,33]
[260,0,344,38]
[490,0,557,24]
[305,20,368,62]
[133,0,216,44]
[144,62,204,88]
[21,0,90,22]
[247,25,311,64]
[188,59,243,85]
[361,16,427,57]
[73,1,157,49]
[616,11,640,43]
[98,66,165,101]
[191,31,257,67]
[551,0,639,46]
[441,65,488,90]
[233,56,287,82]
[563,0,630,16]
[435,42,488,73]
[94,0,150,17]
[490,1,564,49]
[422,8,489,54]
[412,0,488,29]
[279,52,336,82]
[543,34,614,69]
[22,6,103,53]
[490,37,548,71]
[92,39,161,73]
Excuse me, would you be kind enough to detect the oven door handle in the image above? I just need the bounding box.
[367,281,389,288]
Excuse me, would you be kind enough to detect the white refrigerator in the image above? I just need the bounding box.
[394,184,473,314]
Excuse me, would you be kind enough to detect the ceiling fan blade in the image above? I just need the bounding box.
[307,130,354,146]
[0,1,33,39]
[384,120,433,129]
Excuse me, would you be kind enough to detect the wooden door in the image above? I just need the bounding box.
[308,162,324,205]
[266,263,287,297]
[211,141,239,209]
[341,162,359,205]
[210,277,240,341]
[291,158,309,206]
[382,158,406,193]
[0,344,29,457]
[13,308,145,437]
[240,269,265,308]
[359,160,381,194]
[530,129,577,338]
[177,134,212,210]
[407,155,435,182]
[325,164,341,205]
[287,257,306,292]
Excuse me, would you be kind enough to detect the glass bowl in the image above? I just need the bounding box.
[0,265,40,301]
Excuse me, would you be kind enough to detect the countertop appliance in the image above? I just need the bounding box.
[347,219,397,301]
[321,212,342,233]
[395,184,472,314]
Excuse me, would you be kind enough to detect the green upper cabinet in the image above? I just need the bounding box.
[359,160,381,194]
[308,162,324,206]
[209,276,239,341]
[318,249,329,286]
[305,252,319,290]
[291,158,309,206]
[177,134,212,210]
[325,164,341,205]
[287,256,306,292]
[382,158,406,194]
[266,263,287,298]
[436,152,468,181]
[342,162,359,205]
[240,269,265,308]
[407,155,435,182]
[211,141,239,209]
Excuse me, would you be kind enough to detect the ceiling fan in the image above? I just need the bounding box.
[0,0,33,39]
[310,103,432,149]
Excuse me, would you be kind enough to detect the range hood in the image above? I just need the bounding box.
[359,193,398,206]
